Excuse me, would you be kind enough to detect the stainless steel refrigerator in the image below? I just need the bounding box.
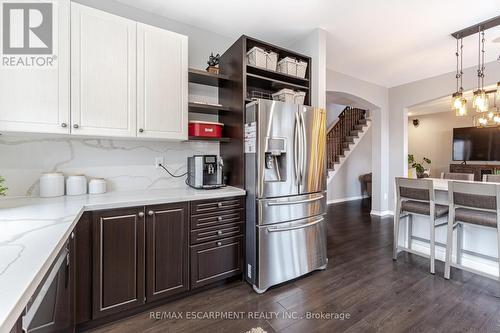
[244,99,328,293]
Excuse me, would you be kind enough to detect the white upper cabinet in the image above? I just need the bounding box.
[70,3,137,137]
[0,2,188,140]
[0,0,70,134]
[137,23,188,140]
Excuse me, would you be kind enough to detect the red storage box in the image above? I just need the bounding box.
[188,121,223,138]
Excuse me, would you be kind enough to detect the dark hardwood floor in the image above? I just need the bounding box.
[87,199,500,333]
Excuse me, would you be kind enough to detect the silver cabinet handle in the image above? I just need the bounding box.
[61,123,67,128]
[148,210,154,216]
[217,230,223,235]
[216,241,222,246]
[267,195,324,206]
[139,128,144,133]
[138,212,145,217]
[266,217,324,233]
[73,124,79,129]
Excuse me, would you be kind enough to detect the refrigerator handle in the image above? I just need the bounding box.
[266,217,325,232]
[266,194,324,206]
[299,110,307,186]
[294,111,300,185]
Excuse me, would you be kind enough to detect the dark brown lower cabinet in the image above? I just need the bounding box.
[21,236,74,333]
[190,235,244,289]
[146,203,189,302]
[70,196,244,329]
[75,213,92,325]
[92,207,145,319]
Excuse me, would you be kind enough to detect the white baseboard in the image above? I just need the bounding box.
[327,195,369,205]
[370,210,394,216]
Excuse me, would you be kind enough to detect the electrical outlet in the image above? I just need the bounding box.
[155,157,164,169]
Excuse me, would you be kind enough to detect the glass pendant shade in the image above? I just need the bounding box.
[451,92,463,110]
[478,116,488,126]
[495,82,500,106]
[454,98,467,116]
[494,114,500,124]
[473,89,488,112]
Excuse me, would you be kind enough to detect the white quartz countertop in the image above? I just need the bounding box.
[425,178,500,191]
[0,186,245,332]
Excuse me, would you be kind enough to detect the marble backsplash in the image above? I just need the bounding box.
[0,134,219,197]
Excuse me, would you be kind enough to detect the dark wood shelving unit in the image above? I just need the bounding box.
[246,64,309,85]
[187,136,230,142]
[246,72,309,91]
[188,102,231,115]
[187,68,233,143]
[219,35,312,188]
[188,68,229,87]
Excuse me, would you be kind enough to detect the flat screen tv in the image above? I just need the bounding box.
[453,126,500,161]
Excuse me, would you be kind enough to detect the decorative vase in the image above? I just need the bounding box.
[408,168,417,179]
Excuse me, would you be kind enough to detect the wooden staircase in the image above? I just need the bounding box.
[327,107,369,171]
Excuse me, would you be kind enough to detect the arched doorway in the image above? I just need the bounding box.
[326,91,383,214]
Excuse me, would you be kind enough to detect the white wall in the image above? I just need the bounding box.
[327,127,372,202]
[326,103,346,128]
[289,28,327,109]
[389,60,500,211]
[326,69,390,214]
[408,111,475,177]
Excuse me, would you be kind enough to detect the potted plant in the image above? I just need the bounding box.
[0,175,7,196]
[408,154,431,178]
[206,52,220,74]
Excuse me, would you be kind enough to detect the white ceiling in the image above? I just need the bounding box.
[116,0,500,87]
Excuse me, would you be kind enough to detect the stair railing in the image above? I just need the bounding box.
[326,107,367,170]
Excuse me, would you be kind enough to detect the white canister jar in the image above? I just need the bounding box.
[66,175,87,196]
[88,178,106,194]
[39,173,65,198]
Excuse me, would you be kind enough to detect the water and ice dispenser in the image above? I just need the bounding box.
[264,137,287,182]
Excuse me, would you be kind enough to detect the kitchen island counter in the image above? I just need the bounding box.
[395,177,500,278]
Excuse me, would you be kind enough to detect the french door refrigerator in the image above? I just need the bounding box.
[245,99,328,293]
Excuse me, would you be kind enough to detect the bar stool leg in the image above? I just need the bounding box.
[430,215,436,274]
[497,225,500,282]
[444,215,453,279]
[393,208,401,260]
[407,214,413,250]
[457,224,463,266]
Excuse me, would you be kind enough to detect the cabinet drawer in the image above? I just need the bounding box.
[191,209,244,230]
[190,197,244,215]
[190,236,243,289]
[190,222,244,245]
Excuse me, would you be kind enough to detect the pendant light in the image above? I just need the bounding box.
[451,36,467,116]
[495,81,500,106]
[451,38,467,117]
[472,27,488,113]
